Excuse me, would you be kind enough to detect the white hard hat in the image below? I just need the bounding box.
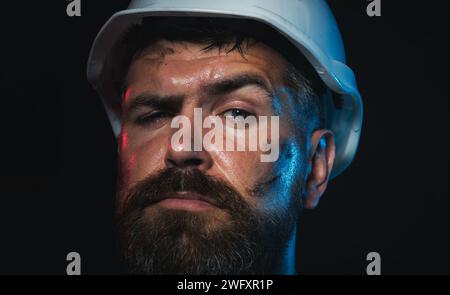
[87,0,363,178]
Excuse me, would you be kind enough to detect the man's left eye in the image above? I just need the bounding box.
[221,109,254,120]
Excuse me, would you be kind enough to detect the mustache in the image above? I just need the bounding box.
[121,167,251,216]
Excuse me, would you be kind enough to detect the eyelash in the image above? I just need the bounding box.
[133,108,256,126]
[134,111,172,126]
[220,108,254,119]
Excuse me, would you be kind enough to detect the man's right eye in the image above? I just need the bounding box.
[134,111,172,126]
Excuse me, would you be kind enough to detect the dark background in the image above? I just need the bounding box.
[0,0,448,274]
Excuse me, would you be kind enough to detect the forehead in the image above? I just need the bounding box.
[126,39,289,91]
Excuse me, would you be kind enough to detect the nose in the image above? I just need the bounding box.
[164,104,214,170]
[165,144,213,170]
[165,110,213,170]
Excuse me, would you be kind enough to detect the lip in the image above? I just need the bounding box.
[153,191,218,211]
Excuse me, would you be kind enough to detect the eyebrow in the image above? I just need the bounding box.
[125,73,273,112]
[126,94,185,113]
[202,73,273,97]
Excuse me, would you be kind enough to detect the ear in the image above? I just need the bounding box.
[303,129,335,209]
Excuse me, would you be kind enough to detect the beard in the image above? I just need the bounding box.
[117,167,299,275]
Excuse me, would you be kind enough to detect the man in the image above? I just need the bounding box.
[87,0,362,274]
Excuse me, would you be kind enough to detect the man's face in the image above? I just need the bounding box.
[116,39,327,274]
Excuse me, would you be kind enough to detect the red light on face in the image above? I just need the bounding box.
[120,130,128,151]
[123,87,132,104]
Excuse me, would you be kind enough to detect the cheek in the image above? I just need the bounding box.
[209,149,273,203]
[119,127,167,188]
[263,138,305,213]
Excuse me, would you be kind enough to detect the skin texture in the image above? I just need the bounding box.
[117,39,336,274]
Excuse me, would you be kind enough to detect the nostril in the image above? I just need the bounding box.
[166,158,178,168]
[183,158,203,167]
[165,147,212,170]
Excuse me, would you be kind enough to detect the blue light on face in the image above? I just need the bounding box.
[265,86,308,274]
[266,138,304,212]
[272,93,283,116]
[279,87,302,120]
[264,86,307,213]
